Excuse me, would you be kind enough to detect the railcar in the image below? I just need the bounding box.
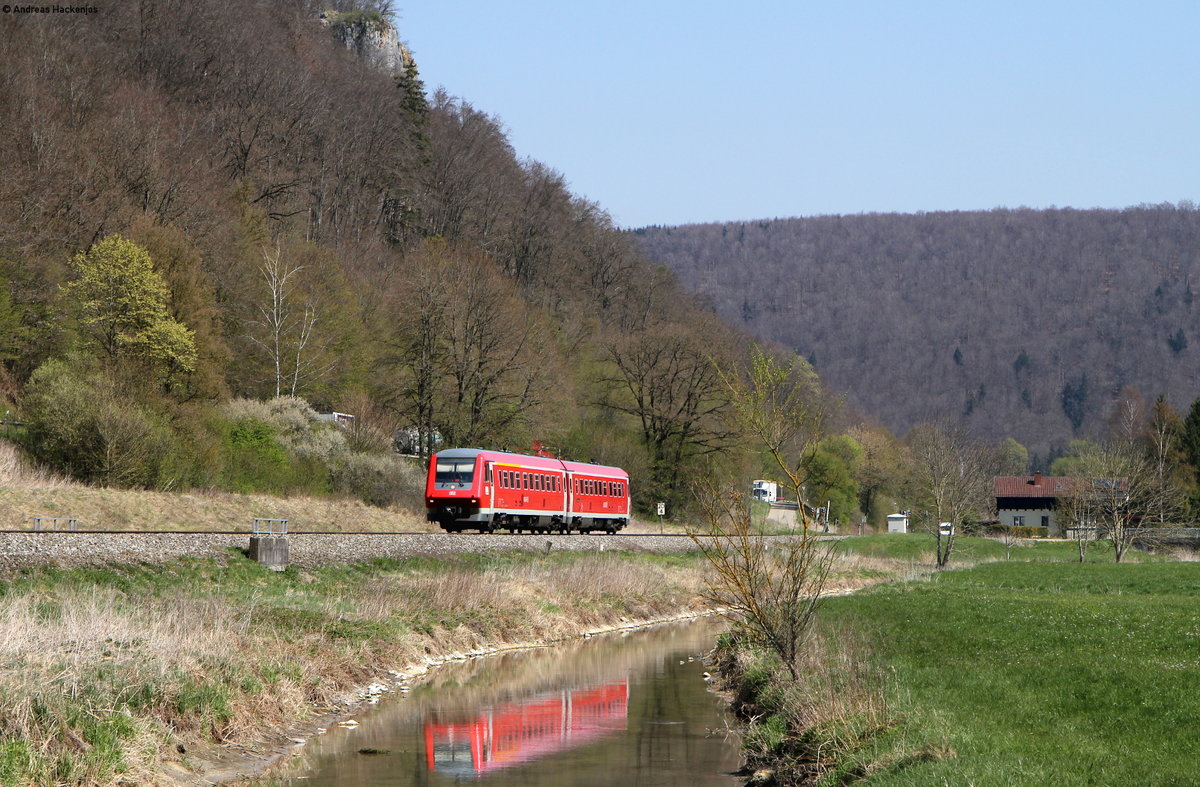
[425,448,630,534]
[424,681,629,775]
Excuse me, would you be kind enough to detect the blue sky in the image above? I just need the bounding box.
[397,2,1198,228]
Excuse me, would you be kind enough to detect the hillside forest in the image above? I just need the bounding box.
[5,2,1200,532]
[634,207,1200,465]
[0,0,811,520]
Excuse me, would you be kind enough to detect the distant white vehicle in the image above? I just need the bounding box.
[938,522,955,536]
[751,479,778,503]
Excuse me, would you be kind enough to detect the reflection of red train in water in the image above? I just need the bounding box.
[425,448,631,534]
[424,682,630,775]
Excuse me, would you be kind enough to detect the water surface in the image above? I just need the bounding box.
[280,619,741,786]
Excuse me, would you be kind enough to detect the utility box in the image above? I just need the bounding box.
[886,513,909,533]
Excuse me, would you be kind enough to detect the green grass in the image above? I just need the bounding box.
[822,561,1200,785]
[834,532,1163,564]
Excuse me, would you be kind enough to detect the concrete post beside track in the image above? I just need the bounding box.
[249,518,290,571]
[249,535,289,571]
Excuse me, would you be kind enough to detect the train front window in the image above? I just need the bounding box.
[435,459,475,488]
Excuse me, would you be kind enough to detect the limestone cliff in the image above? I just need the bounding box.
[321,9,414,74]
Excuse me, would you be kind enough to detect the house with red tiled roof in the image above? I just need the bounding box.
[994,472,1074,536]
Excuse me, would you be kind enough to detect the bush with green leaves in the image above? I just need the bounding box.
[216,396,421,505]
[22,359,181,488]
[328,451,424,508]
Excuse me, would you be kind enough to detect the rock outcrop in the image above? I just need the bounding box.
[321,9,414,74]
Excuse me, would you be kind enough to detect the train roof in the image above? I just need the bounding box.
[434,448,628,478]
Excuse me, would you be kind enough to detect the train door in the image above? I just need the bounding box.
[564,472,573,521]
[483,462,493,509]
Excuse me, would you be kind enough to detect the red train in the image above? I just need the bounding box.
[425,448,630,534]
[424,681,629,775]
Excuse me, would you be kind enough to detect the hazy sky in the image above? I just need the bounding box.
[397,1,1198,228]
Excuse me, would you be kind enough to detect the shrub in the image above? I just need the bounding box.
[220,396,346,460]
[22,359,181,488]
[987,525,1049,539]
[329,452,424,508]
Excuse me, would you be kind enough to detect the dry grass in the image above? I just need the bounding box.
[0,481,429,532]
[0,440,76,490]
[0,551,710,785]
[0,438,429,532]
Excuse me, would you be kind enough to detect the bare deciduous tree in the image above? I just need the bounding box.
[1058,435,1186,563]
[693,482,832,681]
[907,421,993,568]
[604,317,737,509]
[249,244,324,397]
[692,345,834,680]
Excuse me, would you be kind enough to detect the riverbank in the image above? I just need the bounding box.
[716,533,1185,785]
[0,539,897,786]
[0,549,720,785]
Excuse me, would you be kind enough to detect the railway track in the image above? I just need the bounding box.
[0,528,840,573]
[0,529,825,537]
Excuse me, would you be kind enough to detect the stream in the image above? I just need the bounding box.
[276,618,742,785]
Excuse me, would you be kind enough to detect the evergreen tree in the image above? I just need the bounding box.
[1181,397,1200,493]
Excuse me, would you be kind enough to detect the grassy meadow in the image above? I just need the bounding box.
[750,534,1200,785]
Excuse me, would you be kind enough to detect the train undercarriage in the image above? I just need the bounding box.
[428,507,626,535]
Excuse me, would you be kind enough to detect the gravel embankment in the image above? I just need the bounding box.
[0,531,705,571]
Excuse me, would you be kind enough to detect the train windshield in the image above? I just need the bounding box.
[435,458,475,488]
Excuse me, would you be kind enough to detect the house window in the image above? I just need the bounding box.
[1013,515,1025,526]
[1041,515,1049,527]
